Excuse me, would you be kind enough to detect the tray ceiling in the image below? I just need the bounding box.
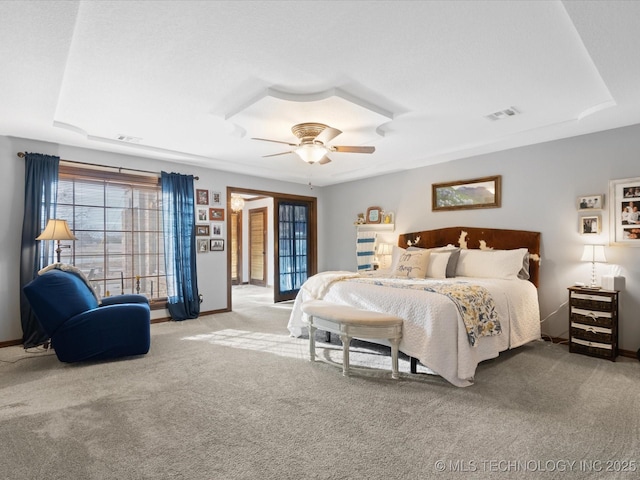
[2,1,640,186]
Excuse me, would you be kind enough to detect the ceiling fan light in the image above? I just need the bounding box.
[295,144,327,164]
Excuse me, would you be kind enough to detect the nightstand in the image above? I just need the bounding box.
[568,286,619,361]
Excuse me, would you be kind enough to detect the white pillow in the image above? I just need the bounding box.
[393,250,431,278]
[455,248,529,280]
[425,251,451,279]
[388,245,406,272]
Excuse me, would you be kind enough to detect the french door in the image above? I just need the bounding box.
[275,200,311,302]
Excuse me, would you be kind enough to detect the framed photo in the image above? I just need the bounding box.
[432,175,501,211]
[211,221,224,237]
[578,194,603,211]
[580,215,601,235]
[197,239,209,253]
[610,176,640,246]
[196,208,209,223]
[210,239,225,251]
[366,206,382,224]
[211,191,222,206]
[209,208,225,221]
[196,189,209,205]
[196,224,210,236]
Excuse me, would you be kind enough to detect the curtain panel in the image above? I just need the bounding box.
[161,172,200,320]
[20,152,59,347]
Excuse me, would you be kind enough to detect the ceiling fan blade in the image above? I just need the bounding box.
[318,155,332,165]
[314,127,342,145]
[332,145,375,154]
[252,137,298,147]
[263,151,293,158]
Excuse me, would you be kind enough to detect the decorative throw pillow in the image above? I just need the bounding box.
[431,245,461,277]
[425,251,451,279]
[393,250,431,278]
[409,245,461,278]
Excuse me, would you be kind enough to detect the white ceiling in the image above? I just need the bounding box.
[2,1,640,187]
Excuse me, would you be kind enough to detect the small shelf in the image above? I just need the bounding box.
[356,223,395,232]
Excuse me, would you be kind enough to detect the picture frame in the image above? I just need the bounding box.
[580,215,601,235]
[609,176,640,246]
[366,206,382,224]
[211,190,222,206]
[197,239,209,253]
[578,194,604,211]
[196,225,210,236]
[196,189,209,206]
[211,221,224,237]
[196,208,209,223]
[210,239,225,251]
[432,175,501,211]
[209,208,225,221]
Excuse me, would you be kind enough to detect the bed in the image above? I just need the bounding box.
[287,226,541,387]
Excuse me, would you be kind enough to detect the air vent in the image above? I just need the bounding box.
[485,107,519,121]
[115,134,142,143]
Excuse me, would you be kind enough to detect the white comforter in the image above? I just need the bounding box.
[287,272,540,387]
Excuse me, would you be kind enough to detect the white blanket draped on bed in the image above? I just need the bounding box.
[288,272,540,387]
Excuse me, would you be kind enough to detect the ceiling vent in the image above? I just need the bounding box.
[115,134,142,143]
[485,107,519,121]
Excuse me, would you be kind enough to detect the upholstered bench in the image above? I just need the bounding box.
[301,300,403,379]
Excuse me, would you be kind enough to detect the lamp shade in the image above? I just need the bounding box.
[580,244,606,263]
[295,144,328,164]
[36,219,77,241]
[376,243,393,256]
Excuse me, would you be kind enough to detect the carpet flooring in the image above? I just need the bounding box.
[1,285,640,479]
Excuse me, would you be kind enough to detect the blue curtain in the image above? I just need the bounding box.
[161,172,200,320]
[19,152,59,347]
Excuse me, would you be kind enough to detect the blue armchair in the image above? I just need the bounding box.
[23,268,151,363]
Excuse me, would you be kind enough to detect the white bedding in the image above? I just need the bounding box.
[287,272,541,387]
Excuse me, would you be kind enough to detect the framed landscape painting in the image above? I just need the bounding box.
[432,175,501,211]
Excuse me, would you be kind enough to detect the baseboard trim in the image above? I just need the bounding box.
[0,338,23,348]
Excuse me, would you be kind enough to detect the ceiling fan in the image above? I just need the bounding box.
[252,122,375,165]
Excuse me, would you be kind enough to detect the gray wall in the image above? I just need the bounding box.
[323,124,640,353]
[4,124,640,353]
[0,135,324,343]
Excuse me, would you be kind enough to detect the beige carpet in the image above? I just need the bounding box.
[2,287,640,479]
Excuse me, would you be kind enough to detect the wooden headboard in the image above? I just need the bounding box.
[397,226,541,287]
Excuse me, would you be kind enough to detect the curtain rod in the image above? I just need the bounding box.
[16,152,199,180]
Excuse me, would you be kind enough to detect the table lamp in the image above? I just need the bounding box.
[376,243,393,269]
[580,244,606,288]
[36,219,77,263]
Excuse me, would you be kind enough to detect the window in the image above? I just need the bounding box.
[54,165,167,304]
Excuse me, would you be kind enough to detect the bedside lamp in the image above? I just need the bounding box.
[581,244,606,288]
[36,219,77,263]
[376,243,393,269]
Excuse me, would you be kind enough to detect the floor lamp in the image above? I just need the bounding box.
[36,219,77,263]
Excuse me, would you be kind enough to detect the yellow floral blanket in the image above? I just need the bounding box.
[349,277,501,346]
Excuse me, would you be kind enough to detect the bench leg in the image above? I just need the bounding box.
[390,338,400,380]
[339,334,351,377]
[308,318,316,362]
